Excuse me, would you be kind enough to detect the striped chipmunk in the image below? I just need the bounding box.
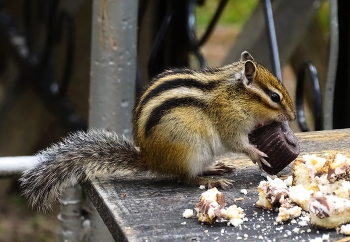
[20,51,296,212]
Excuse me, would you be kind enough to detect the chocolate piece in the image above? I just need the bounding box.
[248,122,300,175]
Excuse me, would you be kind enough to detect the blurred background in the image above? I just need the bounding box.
[0,0,340,241]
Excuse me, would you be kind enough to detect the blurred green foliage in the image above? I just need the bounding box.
[317,1,330,36]
[9,194,27,207]
[196,0,330,36]
[196,0,258,27]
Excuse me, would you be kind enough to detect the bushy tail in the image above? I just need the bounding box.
[20,129,142,212]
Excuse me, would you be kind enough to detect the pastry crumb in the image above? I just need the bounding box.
[183,209,194,218]
[199,185,206,190]
[240,189,248,195]
[340,224,350,235]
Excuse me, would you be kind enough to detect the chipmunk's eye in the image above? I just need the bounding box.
[270,92,281,103]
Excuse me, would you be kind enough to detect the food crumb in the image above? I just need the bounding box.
[283,176,293,186]
[235,197,244,201]
[292,228,299,233]
[298,220,308,227]
[182,209,194,218]
[240,189,248,195]
[309,238,323,242]
[180,222,186,225]
[204,230,208,233]
[258,235,263,239]
[321,234,329,240]
[340,224,350,235]
[199,185,206,190]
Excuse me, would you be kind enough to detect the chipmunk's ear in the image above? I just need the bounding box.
[240,51,254,61]
[243,60,256,85]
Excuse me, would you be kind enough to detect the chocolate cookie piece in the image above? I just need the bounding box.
[248,122,300,175]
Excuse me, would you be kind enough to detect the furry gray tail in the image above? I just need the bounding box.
[20,129,142,212]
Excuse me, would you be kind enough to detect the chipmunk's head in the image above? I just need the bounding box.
[239,51,296,125]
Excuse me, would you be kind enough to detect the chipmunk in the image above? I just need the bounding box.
[20,51,296,212]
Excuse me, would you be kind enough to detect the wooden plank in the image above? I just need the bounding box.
[81,129,350,241]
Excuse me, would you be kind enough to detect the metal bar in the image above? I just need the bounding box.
[89,0,138,137]
[196,0,228,48]
[57,184,86,242]
[296,62,323,132]
[0,156,38,176]
[148,4,173,78]
[186,0,206,68]
[89,0,138,241]
[323,0,339,130]
[262,0,282,81]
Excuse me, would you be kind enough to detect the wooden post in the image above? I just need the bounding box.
[88,0,138,241]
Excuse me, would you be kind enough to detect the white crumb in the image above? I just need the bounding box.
[340,224,350,235]
[298,220,308,227]
[181,222,186,225]
[321,234,329,240]
[240,189,248,195]
[182,209,194,218]
[309,238,323,242]
[267,175,277,180]
[299,215,310,222]
[199,185,206,190]
[221,205,245,227]
[284,176,293,186]
[292,228,299,233]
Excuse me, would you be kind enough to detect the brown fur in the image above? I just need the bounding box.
[134,51,295,185]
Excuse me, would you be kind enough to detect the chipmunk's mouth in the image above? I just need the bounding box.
[253,121,274,131]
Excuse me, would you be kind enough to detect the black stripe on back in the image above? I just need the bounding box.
[139,78,219,110]
[134,78,220,128]
[144,97,207,137]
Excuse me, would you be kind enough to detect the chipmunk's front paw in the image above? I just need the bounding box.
[245,144,271,170]
[208,178,234,190]
[202,162,235,176]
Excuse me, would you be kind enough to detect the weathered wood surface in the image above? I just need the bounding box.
[81,129,350,242]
